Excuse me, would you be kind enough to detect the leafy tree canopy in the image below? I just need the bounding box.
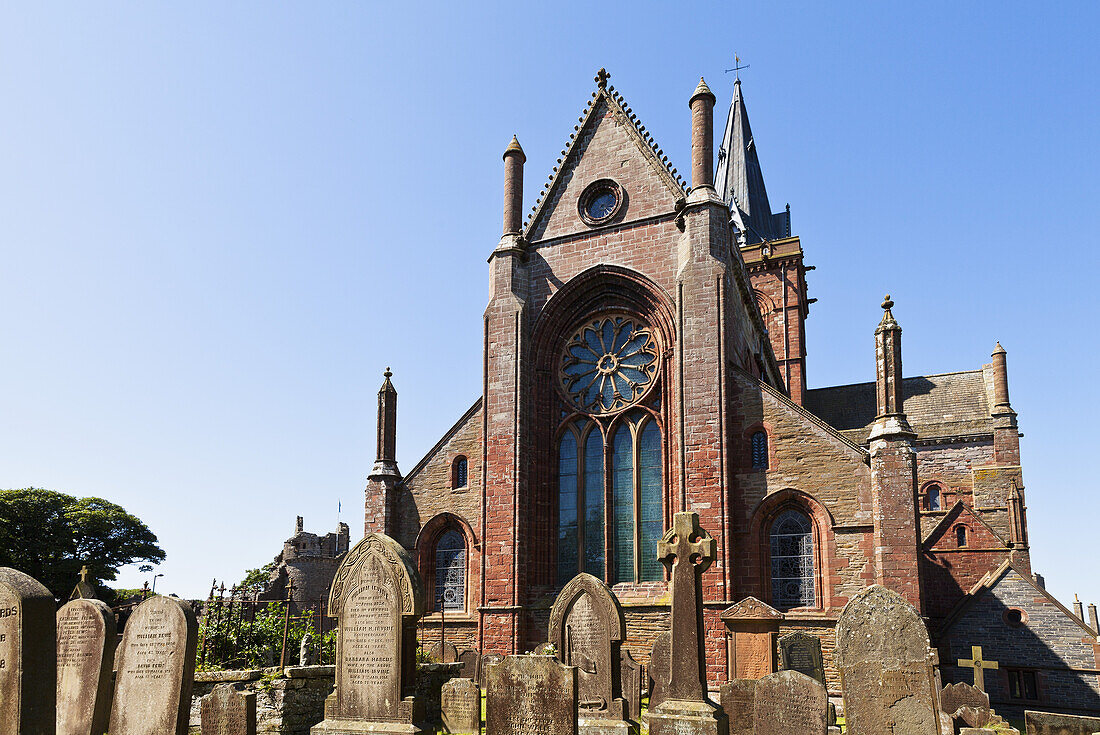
[0,488,165,599]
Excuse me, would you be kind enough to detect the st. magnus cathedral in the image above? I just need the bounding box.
[362,69,1100,717]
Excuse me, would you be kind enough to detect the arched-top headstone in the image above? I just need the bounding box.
[108,595,198,735]
[548,573,630,728]
[834,585,938,735]
[0,567,56,735]
[313,531,426,734]
[56,597,115,735]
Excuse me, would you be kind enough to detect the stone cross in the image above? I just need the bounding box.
[957,646,999,692]
[657,510,716,703]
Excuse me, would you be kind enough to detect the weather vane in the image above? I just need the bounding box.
[725,54,750,81]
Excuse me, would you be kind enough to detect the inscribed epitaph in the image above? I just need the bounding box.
[0,567,56,735]
[778,630,825,686]
[56,597,116,735]
[312,531,426,734]
[441,677,480,734]
[548,572,633,732]
[201,683,257,735]
[718,679,756,735]
[751,670,828,735]
[834,585,939,735]
[646,512,727,735]
[108,594,198,735]
[485,655,577,735]
[720,597,781,680]
[1024,710,1100,734]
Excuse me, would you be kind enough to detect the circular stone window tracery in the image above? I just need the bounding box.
[559,315,660,415]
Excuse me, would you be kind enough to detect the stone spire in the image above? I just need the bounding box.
[715,78,789,244]
[990,342,1021,465]
[870,295,914,440]
[371,368,400,480]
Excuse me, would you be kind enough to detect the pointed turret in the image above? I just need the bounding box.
[365,368,401,537]
[715,79,789,244]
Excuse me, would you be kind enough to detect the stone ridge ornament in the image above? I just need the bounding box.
[485,655,577,735]
[646,512,728,735]
[108,594,199,735]
[834,585,939,735]
[201,683,256,735]
[56,597,116,735]
[0,567,57,735]
[312,531,426,735]
[548,572,634,733]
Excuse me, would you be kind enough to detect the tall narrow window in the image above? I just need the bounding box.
[922,483,942,511]
[611,424,634,584]
[435,530,466,611]
[583,428,605,580]
[558,431,579,584]
[453,456,468,489]
[638,420,663,581]
[751,431,769,469]
[770,509,815,609]
[955,525,968,547]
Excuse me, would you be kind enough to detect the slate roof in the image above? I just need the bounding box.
[803,369,993,443]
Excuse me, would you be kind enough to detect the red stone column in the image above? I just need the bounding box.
[689,78,716,191]
[365,369,401,538]
[991,342,1020,465]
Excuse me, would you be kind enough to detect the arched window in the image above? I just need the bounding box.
[434,530,466,611]
[452,456,468,489]
[558,411,663,585]
[955,525,968,548]
[770,509,815,610]
[751,430,769,469]
[922,482,942,511]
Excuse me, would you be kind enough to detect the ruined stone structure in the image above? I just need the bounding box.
[363,69,1100,717]
[260,516,350,612]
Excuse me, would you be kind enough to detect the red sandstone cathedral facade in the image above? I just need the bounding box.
[363,70,1100,716]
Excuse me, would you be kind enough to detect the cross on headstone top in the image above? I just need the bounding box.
[80,565,90,583]
[657,511,716,572]
[957,645,999,692]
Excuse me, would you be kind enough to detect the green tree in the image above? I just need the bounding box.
[0,488,165,599]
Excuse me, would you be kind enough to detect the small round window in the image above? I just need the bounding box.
[1003,608,1027,628]
[579,179,624,226]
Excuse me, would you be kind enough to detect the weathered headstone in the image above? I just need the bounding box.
[428,641,459,663]
[1024,710,1100,735]
[457,649,479,680]
[56,597,116,735]
[299,631,318,666]
[940,682,990,716]
[441,677,480,734]
[108,594,199,735]
[752,670,828,735]
[0,567,57,735]
[485,655,577,735]
[479,653,504,690]
[778,630,825,686]
[834,585,939,735]
[311,532,426,734]
[548,572,632,732]
[646,631,670,714]
[646,512,727,735]
[619,649,641,722]
[200,683,256,735]
[720,597,781,680]
[718,678,756,735]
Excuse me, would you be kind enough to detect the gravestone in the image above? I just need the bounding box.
[834,585,939,735]
[201,683,256,735]
[457,649,479,680]
[941,682,989,716]
[428,641,459,663]
[311,531,426,734]
[720,597,781,680]
[646,512,728,735]
[441,677,480,734]
[0,567,57,735]
[479,653,504,690]
[752,670,828,735]
[56,597,116,735]
[548,572,632,732]
[778,630,825,686]
[108,594,199,735]
[299,631,318,666]
[485,655,577,735]
[646,631,670,713]
[1024,710,1100,735]
[718,679,756,735]
[619,649,641,722]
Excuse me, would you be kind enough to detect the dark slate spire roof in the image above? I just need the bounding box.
[715,79,789,244]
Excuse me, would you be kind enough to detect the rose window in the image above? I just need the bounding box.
[560,316,659,414]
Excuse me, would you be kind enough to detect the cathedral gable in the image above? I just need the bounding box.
[525,82,685,244]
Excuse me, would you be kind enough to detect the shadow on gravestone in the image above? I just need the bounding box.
[620,649,641,723]
[1024,710,1100,735]
[646,630,670,717]
[108,595,199,735]
[456,649,479,681]
[56,597,116,735]
[479,653,504,691]
[0,567,56,735]
[548,572,634,734]
[485,655,577,735]
[201,683,256,735]
[441,677,480,734]
[311,531,426,734]
[834,585,939,735]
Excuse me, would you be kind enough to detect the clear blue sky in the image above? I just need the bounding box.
[2,3,1097,607]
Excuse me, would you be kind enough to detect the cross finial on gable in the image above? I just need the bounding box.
[595,68,610,89]
[79,565,90,583]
